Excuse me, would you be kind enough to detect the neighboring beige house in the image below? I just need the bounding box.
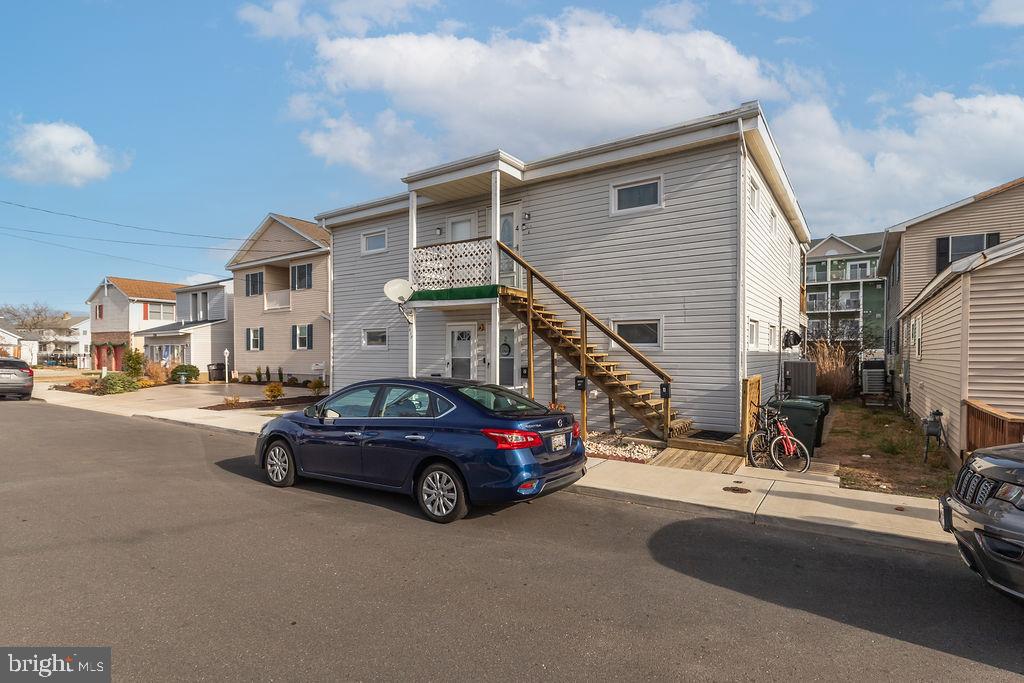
[317,101,811,443]
[0,321,40,364]
[135,278,234,379]
[226,213,332,383]
[85,277,183,371]
[898,234,1024,458]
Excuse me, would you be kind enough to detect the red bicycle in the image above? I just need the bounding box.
[746,398,810,472]
[768,417,810,472]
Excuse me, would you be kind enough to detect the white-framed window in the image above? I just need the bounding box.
[770,210,778,239]
[190,292,208,321]
[245,271,264,296]
[148,303,174,321]
[911,316,922,359]
[361,229,387,255]
[362,328,388,349]
[610,176,662,215]
[769,325,778,350]
[292,323,313,350]
[446,213,477,242]
[748,319,759,350]
[611,319,662,349]
[290,263,313,290]
[749,180,760,213]
[847,260,870,279]
[245,327,264,351]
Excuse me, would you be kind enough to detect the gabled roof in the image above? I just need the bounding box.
[271,213,329,246]
[105,277,183,302]
[902,233,1024,317]
[807,231,884,257]
[226,213,329,270]
[36,314,89,330]
[0,321,24,340]
[879,175,1024,273]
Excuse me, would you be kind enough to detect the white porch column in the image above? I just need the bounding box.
[489,170,501,384]
[408,190,417,378]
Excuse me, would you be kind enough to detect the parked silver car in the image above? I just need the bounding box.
[0,358,33,400]
[940,443,1024,599]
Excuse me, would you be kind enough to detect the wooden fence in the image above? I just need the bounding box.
[963,399,1024,452]
[740,374,762,443]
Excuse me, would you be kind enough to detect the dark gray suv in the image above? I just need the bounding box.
[940,443,1024,599]
[0,358,33,400]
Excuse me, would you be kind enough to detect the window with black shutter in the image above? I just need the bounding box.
[936,237,950,273]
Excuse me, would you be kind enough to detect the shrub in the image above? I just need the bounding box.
[276,366,283,382]
[145,361,171,383]
[286,376,299,386]
[263,382,284,402]
[170,364,200,383]
[309,378,326,397]
[69,378,94,391]
[255,367,263,383]
[123,348,146,379]
[266,366,272,383]
[94,372,139,395]
[136,378,157,389]
[223,395,241,407]
[240,374,253,384]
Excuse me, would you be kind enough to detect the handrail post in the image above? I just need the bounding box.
[579,310,588,440]
[663,382,671,441]
[527,271,535,399]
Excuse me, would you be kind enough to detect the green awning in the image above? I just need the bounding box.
[408,285,500,302]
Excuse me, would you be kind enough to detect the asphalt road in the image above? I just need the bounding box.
[2,400,1022,680]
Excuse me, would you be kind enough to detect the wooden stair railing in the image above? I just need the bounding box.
[497,242,691,440]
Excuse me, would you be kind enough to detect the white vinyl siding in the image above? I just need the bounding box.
[967,254,1024,416]
[908,282,963,453]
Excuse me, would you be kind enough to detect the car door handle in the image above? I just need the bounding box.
[343,431,363,438]
[404,434,427,441]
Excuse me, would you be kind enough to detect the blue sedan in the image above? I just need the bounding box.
[254,378,587,522]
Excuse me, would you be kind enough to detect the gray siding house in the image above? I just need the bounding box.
[318,102,810,440]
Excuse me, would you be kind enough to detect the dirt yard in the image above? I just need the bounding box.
[815,400,958,498]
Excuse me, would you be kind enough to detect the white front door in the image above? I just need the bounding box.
[446,325,476,379]
[498,327,517,388]
[496,205,520,287]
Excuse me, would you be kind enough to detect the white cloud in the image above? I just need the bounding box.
[772,93,1024,233]
[307,9,784,168]
[299,110,439,178]
[774,35,810,46]
[3,120,127,187]
[739,0,815,22]
[642,1,702,30]
[182,273,220,286]
[238,0,437,38]
[284,92,326,120]
[978,0,1024,26]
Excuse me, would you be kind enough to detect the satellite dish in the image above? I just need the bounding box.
[384,278,414,304]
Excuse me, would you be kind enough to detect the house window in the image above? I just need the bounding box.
[611,178,661,213]
[769,325,778,350]
[446,214,476,241]
[245,327,264,351]
[749,181,760,213]
[847,260,870,279]
[292,324,314,350]
[748,320,759,350]
[936,233,1000,272]
[245,272,264,296]
[190,292,208,321]
[362,229,387,255]
[910,316,922,359]
[770,210,778,239]
[291,263,313,290]
[613,319,661,348]
[147,303,174,321]
[95,304,103,320]
[363,328,388,349]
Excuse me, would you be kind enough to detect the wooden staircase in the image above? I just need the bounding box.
[496,243,693,441]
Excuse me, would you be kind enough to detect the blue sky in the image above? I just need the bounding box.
[2,0,1023,310]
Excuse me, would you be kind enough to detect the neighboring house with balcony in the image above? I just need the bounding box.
[30,313,90,358]
[803,231,886,353]
[878,177,1024,458]
[85,276,182,371]
[135,278,234,377]
[317,101,810,444]
[226,213,331,383]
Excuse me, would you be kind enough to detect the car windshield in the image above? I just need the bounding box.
[457,385,549,416]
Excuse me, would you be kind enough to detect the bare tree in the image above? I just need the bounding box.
[0,302,62,333]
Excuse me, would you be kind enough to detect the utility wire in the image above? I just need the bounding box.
[0,223,305,254]
[0,232,223,278]
[0,199,323,243]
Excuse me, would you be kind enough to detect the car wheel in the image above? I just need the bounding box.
[417,463,468,523]
[264,441,296,487]
[19,394,31,401]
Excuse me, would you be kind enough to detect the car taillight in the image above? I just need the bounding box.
[25,367,34,377]
[571,421,580,439]
[481,428,543,450]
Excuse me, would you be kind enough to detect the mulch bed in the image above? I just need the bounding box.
[202,395,316,411]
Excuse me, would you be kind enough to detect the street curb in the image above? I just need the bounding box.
[570,482,958,558]
[568,483,756,522]
[134,415,260,438]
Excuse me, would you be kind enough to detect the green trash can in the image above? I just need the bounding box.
[769,398,823,457]
[796,394,831,446]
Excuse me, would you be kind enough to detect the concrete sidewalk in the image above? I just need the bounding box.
[574,458,952,555]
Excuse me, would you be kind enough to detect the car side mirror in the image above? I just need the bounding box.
[303,404,321,419]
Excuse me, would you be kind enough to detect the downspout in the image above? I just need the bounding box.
[736,117,749,416]
[323,218,333,390]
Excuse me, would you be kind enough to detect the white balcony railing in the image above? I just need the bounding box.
[264,289,290,310]
[833,298,861,311]
[805,270,827,283]
[807,299,830,312]
[412,237,494,291]
[831,268,877,281]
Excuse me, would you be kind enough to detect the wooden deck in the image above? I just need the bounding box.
[667,431,745,456]
[651,447,745,474]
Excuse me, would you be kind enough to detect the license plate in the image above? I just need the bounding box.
[0,372,15,379]
[551,433,566,451]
